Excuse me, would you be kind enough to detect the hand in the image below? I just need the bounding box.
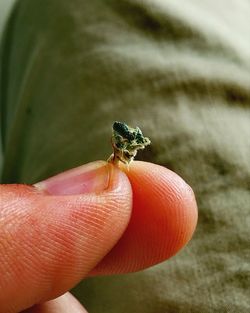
[0,161,197,313]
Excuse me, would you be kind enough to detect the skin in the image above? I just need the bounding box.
[0,161,198,313]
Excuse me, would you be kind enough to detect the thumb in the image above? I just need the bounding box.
[0,161,132,313]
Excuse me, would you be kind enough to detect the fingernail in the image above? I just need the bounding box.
[34,161,110,195]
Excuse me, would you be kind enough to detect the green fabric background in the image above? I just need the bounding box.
[1,0,250,312]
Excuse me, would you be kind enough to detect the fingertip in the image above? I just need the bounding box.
[91,161,198,274]
[26,292,88,313]
[125,161,198,256]
[130,161,198,244]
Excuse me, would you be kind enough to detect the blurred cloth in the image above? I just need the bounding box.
[0,0,250,312]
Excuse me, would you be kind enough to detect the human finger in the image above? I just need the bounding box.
[0,161,132,313]
[91,161,198,275]
[23,292,87,313]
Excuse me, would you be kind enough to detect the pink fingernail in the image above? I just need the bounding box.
[34,161,110,195]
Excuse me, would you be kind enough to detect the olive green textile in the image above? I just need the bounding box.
[0,1,250,312]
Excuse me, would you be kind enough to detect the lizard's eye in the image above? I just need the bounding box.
[124,151,132,158]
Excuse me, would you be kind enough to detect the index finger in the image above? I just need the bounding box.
[91,161,198,275]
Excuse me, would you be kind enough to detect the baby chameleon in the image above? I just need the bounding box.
[108,121,151,166]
